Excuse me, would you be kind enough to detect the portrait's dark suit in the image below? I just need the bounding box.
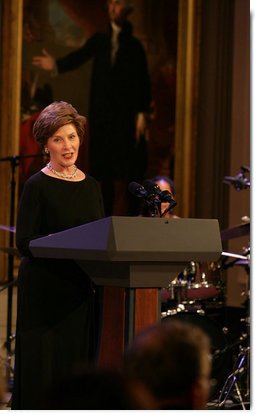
[57,21,151,214]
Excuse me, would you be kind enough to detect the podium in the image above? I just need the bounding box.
[30,216,222,367]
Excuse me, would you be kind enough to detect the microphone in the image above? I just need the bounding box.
[160,190,177,208]
[143,180,162,197]
[128,181,148,199]
[143,180,177,207]
[128,181,161,214]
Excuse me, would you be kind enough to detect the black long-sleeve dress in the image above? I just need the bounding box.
[11,172,104,409]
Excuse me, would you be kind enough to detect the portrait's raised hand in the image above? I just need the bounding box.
[32,48,56,72]
[135,113,148,143]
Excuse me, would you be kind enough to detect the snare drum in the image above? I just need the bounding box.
[162,311,233,400]
[162,261,224,306]
[186,262,223,301]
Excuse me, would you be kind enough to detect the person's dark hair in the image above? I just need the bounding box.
[38,368,143,410]
[151,175,176,197]
[123,320,211,406]
[33,101,87,149]
[122,0,134,13]
[140,175,176,217]
[107,0,134,14]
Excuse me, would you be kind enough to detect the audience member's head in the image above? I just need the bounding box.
[123,319,212,409]
[141,175,178,218]
[151,175,176,197]
[38,367,154,410]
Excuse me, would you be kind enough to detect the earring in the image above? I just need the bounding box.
[45,148,49,154]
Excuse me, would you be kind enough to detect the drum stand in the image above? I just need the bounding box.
[216,342,250,409]
[215,251,250,410]
[0,153,44,391]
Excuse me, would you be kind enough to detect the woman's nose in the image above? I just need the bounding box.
[63,139,72,148]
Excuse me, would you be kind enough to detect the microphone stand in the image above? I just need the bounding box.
[146,200,161,217]
[161,201,177,218]
[0,153,44,356]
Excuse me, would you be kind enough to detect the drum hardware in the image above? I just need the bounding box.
[221,251,248,261]
[0,333,16,393]
[214,170,250,408]
[161,302,206,318]
[220,248,250,317]
[221,257,250,273]
[0,279,17,293]
[212,246,250,409]
[0,280,17,393]
[232,259,249,266]
[0,225,16,233]
[161,255,250,406]
[221,221,250,241]
[161,243,250,406]
[161,259,225,317]
[0,153,44,365]
[223,165,250,191]
[221,247,250,307]
[0,247,20,257]
[215,344,250,409]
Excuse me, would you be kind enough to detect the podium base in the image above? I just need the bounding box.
[97,287,161,368]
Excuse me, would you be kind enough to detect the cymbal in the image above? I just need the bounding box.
[221,251,248,260]
[234,259,249,266]
[221,222,250,240]
[221,251,250,270]
[0,224,16,233]
[0,247,20,256]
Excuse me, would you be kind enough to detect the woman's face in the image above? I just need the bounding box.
[46,123,80,169]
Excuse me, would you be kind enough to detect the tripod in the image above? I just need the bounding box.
[0,153,43,382]
[216,340,250,409]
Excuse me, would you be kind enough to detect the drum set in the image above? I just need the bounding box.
[160,166,250,409]
[161,223,250,409]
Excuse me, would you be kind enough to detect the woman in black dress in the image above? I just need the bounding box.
[11,101,104,409]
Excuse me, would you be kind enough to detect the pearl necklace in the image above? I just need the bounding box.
[46,162,77,179]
